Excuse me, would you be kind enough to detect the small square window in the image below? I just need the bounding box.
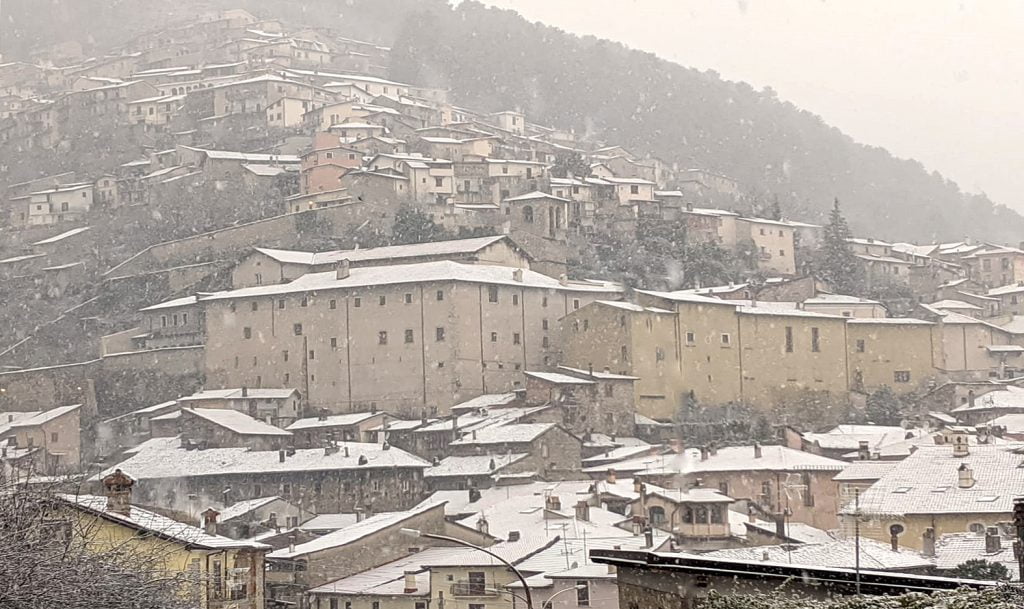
[405,329,414,344]
[436,327,445,342]
[243,327,252,339]
[686,331,696,345]
[436,290,444,301]
[488,286,499,303]
[856,339,865,353]
[329,299,337,309]
[542,319,550,331]
[894,370,911,383]
[301,296,308,307]
[404,293,413,304]
[378,331,388,345]
[512,294,519,306]
[250,301,258,312]
[513,332,521,345]
[308,350,315,360]
[278,299,285,309]
[542,296,548,308]
[721,333,731,346]
[573,299,580,310]
[293,323,303,336]
[379,295,387,306]
[491,332,498,342]
[331,337,338,349]
[354,297,361,308]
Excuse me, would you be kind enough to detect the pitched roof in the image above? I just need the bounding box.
[61,494,269,550]
[9,404,80,429]
[450,423,556,446]
[701,539,932,571]
[183,408,292,436]
[833,460,900,482]
[102,436,428,480]
[178,388,298,401]
[583,445,845,475]
[424,453,529,478]
[843,444,1024,517]
[286,412,380,431]
[202,261,620,302]
[218,496,281,522]
[523,371,594,385]
[268,502,444,559]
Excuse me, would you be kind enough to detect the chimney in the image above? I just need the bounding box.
[700,446,709,461]
[606,468,616,484]
[747,505,757,523]
[575,500,590,522]
[102,469,134,516]
[279,449,286,463]
[559,273,569,286]
[201,508,219,535]
[344,446,350,457]
[953,435,970,458]
[643,525,654,548]
[545,494,561,512]
[267,512,278,531]
[476,516,489,535]
[488,457,496,471]
[968,390,976,409]
[468,487,482,503]
[512,268,523,282]
[762,550,771,561]
[355,507,364,522]
[775,517,786,539]
[890,529,900,552]
[589,363,594,376]
[753,442,763,459]
[709,443,717,456]
[857,440,870,461]
[241,386,248,397]
[288,532,296,554]
[403,571,418,594]
[508,531,520,542]
[985,527,1002,553]
[922,527,936,557]
[957,462,975,488]
[336,258,351,280]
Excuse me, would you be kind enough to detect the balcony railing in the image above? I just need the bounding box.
[450,581,495,597]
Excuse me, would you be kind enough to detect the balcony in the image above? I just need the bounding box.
[450,581,496,597]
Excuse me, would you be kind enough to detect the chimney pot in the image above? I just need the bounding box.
[753,442,763,459]
[922,527,936,557]
[857,440,870,461]
[985,527,1002,553]
[953,435,970,457]
[102,469,135,516]
[575,500,590,522]
[201,508,219,536]
[279,449,286,463]
[508,531,520,542]
[336,258,351,280]
[957,462,975,488]
[700,446,709,461]
[605,468,616,484]
[403,571,418,594]
[512,268,523,282]
[241,386,248,397]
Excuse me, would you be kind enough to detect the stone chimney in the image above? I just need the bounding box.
[890,528,900,552]
[700,446,709,461]
[355,507,364,522]
[476,515,489,535]
[336,258,351,280]
[508,531,520,542]
[753,442,763,459]
[957,463,975,488]
[559,274,569,286]
[575,500,590,522]
[201,508,219,536]
[512,268,523,282]
[103,469,134,516]
[922,527,936,557]
[279,449,286,463]
[545,494,561,512]
[967,390,976,409]
[952,434,969,458]
[643,525,654,548]
[857,440,870,461]
[775,517,786,539]
[605,468,616,484]
[403,571,418,594]
[985,527,1002,553]
[468,487,481,503]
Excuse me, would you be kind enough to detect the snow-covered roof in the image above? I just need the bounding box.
[503,191,570,203]
[299,513,360,532]
[181,145,300,164]
[8,404,80,430]
[842,443,1024,517]
[523,371,594,385]
[286,412,381,431]
[586,300,673,314]
[988,283,1024,297]
[583,445,845,476]
[424,453,529,478]
[183,408,292,436]
[31,226,90,245]
[218,496,281,522]
[930,299,983,311]
[803,294,881,305]
[178,388,298,401]
[802,425,911,451]
[832,460,900,482]
[252,235,512,267]
[952,387,1024,413]
[61,494,269,550]
[450,423,556,446]
[934,532,1018,578]
[700,539,931,571]
[557,365,639,380]
[308,547,452,596]
[268,501,444,559]
[201,261,622,302]
[101,436,428,480]
[139,295,198,312]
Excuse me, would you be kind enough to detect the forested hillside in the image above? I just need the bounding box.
[3,0,1021,242]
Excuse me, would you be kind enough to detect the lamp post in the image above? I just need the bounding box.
[400,527,534,609]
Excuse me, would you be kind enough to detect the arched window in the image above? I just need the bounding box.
[648,506,666,525]
[523,205,534,223]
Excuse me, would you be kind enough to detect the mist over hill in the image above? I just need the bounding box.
[4,0,1020,243]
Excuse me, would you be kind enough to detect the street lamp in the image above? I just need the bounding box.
[400,527,535,609]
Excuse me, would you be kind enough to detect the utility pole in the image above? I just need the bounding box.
[854,489,861,595]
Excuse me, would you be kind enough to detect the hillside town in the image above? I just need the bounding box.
[3,7,1024,609]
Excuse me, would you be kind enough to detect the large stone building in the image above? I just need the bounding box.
[201,260,621,416]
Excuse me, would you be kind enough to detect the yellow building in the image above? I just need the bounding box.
[565,292,940,420]
[61,470,269,609]
[838,442,1022,553]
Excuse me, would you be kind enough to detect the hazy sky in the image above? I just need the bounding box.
[482,0,1024,209]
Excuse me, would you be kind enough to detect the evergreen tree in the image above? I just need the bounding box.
[864,386,906,426]
[767,195,783,221]
[390,207,453,245]
[550,151,591,180]
[814,198,864,293]
[951,559,1011,581]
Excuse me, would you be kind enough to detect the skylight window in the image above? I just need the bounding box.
[931,486,950,493]
[977,495,1000,502]
[891,487,912,494]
